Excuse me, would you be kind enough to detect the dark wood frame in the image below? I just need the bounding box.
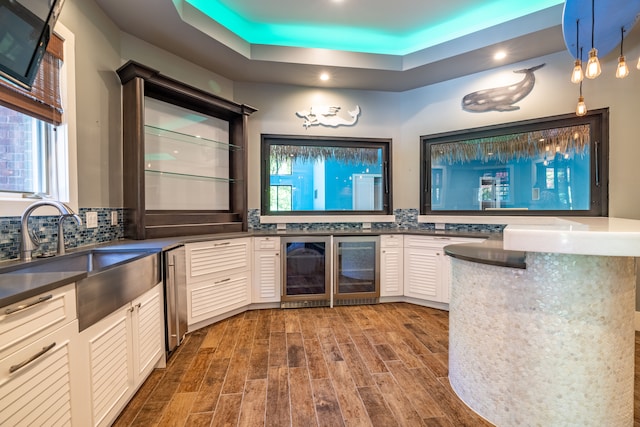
[261,134,393,216]
[420,109,609,216]
[117,61,256,239]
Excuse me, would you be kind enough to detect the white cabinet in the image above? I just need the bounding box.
[186,238,252,326]
[253,237,281,303]
[0,284,80,427]
[404,236,483,305]
[77,283,163,427]
[380,235,403,297]
[131,285,163,383]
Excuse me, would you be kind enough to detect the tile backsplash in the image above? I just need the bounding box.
[0,208,124,261]
[248,208,505,233]
[1,207,504,261]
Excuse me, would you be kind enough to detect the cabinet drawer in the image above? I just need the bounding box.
[254,236,280,251]
[186,238,251,282]
[404,235,454,249]
[0,319,77,427]
[0,283,77,361]
[188,271,250,325]
[380,234,403,248]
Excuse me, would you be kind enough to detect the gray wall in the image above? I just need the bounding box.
[59,0,640,221]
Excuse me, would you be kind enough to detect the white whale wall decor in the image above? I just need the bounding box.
[462,64,545,113]
[296,105,361,129]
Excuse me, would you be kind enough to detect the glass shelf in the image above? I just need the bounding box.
[144,125,240,151]
[145,169,240,183]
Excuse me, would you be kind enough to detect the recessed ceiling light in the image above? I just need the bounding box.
[319,72,330,81]
[494,51,507,60]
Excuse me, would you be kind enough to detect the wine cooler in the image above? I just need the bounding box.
[280,236,379,307]
[333,236,380,304]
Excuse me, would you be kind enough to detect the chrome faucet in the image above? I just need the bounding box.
[20,200,82,261]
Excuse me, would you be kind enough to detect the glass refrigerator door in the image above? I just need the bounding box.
[283,240,329,301]
[334,238,379,299]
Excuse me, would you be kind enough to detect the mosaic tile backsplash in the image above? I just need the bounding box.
[0,208,124,261]
[0,208,504,261]
[248,208,506,233]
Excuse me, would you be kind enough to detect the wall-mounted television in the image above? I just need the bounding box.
[0,0,65,90]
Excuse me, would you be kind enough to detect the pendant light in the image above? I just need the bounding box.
[576,48,587,116]
[616,27,629,78]
[571,19,584,83]
[585,0,601,79]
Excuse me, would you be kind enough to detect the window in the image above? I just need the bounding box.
[261,135,392,215]
[420,109,608,216]
[0,24,76,216]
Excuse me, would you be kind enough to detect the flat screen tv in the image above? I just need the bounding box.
[0,0,65,90]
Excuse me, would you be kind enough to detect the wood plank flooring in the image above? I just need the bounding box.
[113,303,640,427]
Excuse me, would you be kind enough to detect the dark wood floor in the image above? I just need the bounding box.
[114,303,640,427]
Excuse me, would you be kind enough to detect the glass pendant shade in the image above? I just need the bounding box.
[616,55,629,78]
[585,48,601,79]
[571,59,584,83]
[576,96,587,116]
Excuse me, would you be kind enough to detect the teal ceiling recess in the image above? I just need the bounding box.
[184,0,564,55]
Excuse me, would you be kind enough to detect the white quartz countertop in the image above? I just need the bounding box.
[503,217,640,256]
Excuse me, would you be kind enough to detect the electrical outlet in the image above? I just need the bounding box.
[86,211,98,229]
[111,211,118,226]
[435,223,445,230]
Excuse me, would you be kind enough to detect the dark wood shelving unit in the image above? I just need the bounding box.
[117,60,256,239]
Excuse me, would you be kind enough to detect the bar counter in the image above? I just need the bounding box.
[445,217,640,426]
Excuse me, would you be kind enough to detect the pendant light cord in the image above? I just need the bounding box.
[576,19,580,59]
[591,0,595,48]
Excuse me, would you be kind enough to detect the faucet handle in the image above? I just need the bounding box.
[29,229,41,248]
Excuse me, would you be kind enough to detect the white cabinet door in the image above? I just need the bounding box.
[0,320,78,427]
[380,246,403,296]
[188,271,251,325]
[78,284,163,427]
[252,250,281,303]
[80,305,133,427]
[403,236,485,305]
[131,284,163,383]
[403,246,442,301]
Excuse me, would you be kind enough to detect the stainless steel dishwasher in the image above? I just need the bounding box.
[164,246,187,356]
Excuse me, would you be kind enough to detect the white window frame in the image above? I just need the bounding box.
[0,23,77,217]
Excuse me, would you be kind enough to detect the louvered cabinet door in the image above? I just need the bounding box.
[252,250,280,303]
[131,284,163,383]
[0,320,77,427]
[403,247,442,301]
[380,246,403,297]
[80,305,133,427]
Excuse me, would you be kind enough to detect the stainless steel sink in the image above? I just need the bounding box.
[3,249,161,331]
[5,249,154,275]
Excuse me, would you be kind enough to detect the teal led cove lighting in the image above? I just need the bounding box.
[184,0,563,55]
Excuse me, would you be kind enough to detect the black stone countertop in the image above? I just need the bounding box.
[0,228,494,308]
[444,238,526,269]
[0,271,88,308]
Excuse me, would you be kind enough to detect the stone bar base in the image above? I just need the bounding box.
[449,253,635,426]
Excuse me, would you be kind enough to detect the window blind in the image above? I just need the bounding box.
[0,33,64,126]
